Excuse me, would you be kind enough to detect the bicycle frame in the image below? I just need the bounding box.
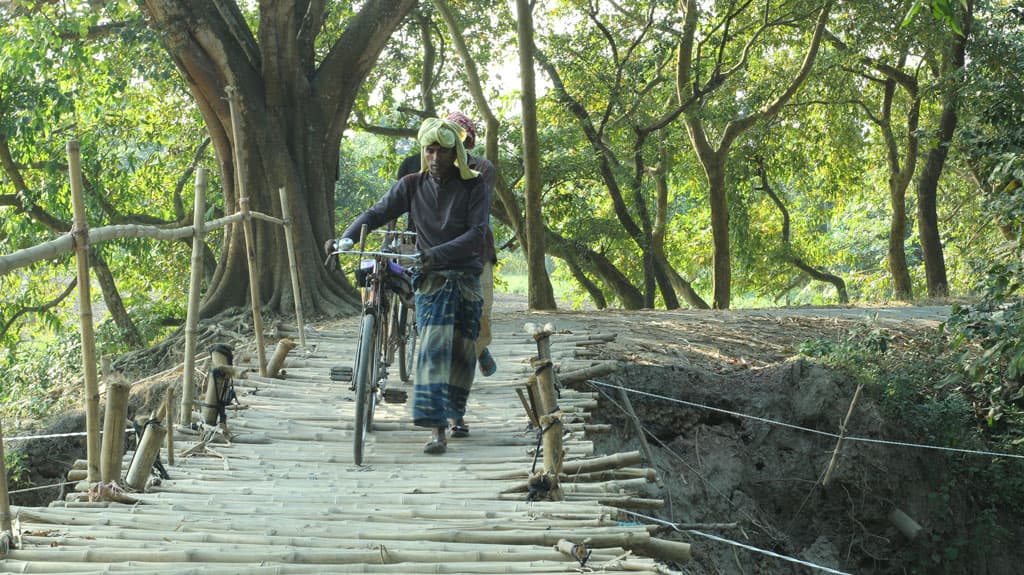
[332,230,416,465]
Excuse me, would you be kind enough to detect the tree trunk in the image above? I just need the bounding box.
[141,0,415,318]
[916,1,972,299]
[880,78,918,302]
[706,163,732,309]
[91,252,143,348]
[515,0,557,311]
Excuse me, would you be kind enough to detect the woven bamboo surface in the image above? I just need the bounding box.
[1,312,680,574]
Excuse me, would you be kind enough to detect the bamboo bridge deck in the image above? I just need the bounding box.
[1,312,684,574]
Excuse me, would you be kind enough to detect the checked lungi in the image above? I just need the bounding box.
[411,270,483,429]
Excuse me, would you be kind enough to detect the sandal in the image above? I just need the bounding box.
[423,438,447,455]
[450,423,470,438]
[478,348,497,377]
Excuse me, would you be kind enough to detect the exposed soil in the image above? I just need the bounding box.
[501,300,1022,575]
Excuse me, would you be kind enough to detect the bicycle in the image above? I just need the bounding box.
[326,226,417,465]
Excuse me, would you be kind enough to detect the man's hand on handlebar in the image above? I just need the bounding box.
[416,247,436,271]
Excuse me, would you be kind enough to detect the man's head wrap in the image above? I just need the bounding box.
[445,111,477,149]
[417,118,479,180]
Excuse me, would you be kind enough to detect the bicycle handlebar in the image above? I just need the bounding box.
[332,249,420,261]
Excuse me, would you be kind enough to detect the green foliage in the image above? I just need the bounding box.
[334,133,398,226]
[3,451,29,486]
[0,328,83,427]
[902,0,969,36]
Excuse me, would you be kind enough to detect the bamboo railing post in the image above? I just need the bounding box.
[67,140,101,485]
[180,167,208,427]
[0,415,14,553]
[99,375,130,484]
[226,86,267,377]
[266,338,297,378]
[278,186,306,347]
[528,323,563,501]
[165,386,175,466]
[124,422,167,492]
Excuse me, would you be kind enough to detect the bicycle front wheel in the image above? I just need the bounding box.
[352,312,376,465]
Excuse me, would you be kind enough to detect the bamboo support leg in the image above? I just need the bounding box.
[278,186,306,347]
[180,168,208,427]
[616,386,655,466]
[67,140,101,484]
[226,86,267,377]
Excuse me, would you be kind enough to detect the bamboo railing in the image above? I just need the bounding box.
[0,126,308,495]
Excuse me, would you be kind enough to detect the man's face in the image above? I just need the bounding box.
[424,143,456,181]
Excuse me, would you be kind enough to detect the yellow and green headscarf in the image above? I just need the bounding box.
[417,117,479,180]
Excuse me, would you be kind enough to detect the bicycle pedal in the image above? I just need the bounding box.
[383,388,408,403]
[330,366,352,382]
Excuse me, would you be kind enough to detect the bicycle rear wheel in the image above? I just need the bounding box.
[352,312,376,465]
[398,301,416,383]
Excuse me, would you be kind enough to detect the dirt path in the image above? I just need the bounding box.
[490,292,947,373]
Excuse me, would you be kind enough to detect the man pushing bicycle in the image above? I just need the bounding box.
[326,117,494,455]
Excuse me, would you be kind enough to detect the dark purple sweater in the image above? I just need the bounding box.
[344,158,494,274]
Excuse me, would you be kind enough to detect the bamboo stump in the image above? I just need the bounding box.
[125,422,167,492]
[99,374,130,484]
[266,338,297,378]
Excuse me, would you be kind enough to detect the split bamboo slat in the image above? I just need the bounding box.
[2,311,687,574]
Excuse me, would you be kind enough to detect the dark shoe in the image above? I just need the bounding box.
[450,423,470,438]
[478,348,497,377]
[423,437,447,454]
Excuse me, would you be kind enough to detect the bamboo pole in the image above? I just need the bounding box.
[822,382,863,487]
[530,325,564,501]
[165,386,175,467]
[559,362,621,386]
[125,422,167,491]
[99,375,130,483]
[0,415,13,553]
[278,186,306,347]
[515,387,540,427]
[888,508,923,540]
[0,212,251,278]
[67,140,101,485]
[266,338,297,379]
[180,167,208,428]
[226,86,267,377]
[632,537,692,564]
[248,211,285,226]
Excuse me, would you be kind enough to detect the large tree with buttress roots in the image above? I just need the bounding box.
[140,0,416,317]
